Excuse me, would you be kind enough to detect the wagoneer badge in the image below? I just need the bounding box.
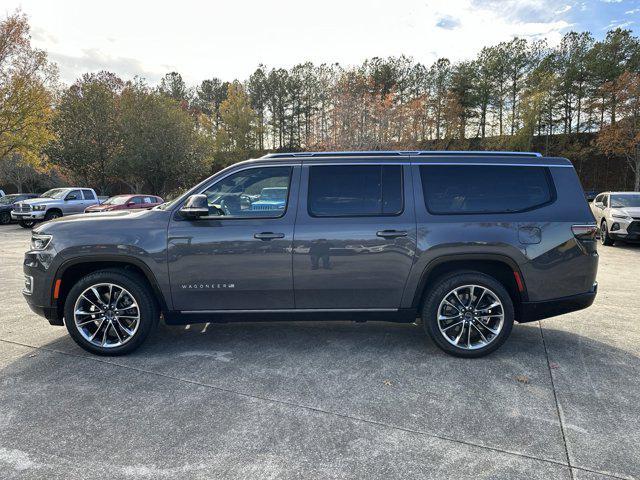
[180,283,235,289]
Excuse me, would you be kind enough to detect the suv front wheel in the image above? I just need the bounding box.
[64,270,158,355]
[600,220,615,246]
[422,271,514,358]
[18,219,37,229]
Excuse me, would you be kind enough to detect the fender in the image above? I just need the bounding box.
[54,254,170,312]
[409,252,529,308]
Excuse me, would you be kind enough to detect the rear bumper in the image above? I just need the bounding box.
[518,283,597,323]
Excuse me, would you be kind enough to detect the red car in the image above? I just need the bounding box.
[84,194,164,213]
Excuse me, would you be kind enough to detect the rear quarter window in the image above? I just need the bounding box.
[420,165,555,214]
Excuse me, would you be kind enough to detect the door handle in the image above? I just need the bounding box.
[254,232,285,240]
[376,230,408,239]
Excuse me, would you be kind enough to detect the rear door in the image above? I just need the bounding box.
[292,159,416,309]
[81,189,97,211]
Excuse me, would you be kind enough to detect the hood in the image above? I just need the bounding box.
[33,209,165,234]
[85,204,116,211]
[19,197,60,206]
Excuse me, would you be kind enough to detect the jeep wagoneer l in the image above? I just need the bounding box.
[22,151,598,357]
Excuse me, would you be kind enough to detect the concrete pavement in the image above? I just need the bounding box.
[0,223,638,479]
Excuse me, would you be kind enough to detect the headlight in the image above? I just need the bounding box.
[612,213,631,220]
[32,205,46,211]
[31,234,52,250]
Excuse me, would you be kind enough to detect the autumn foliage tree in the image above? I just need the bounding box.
[0,11,55,168]
[597,72,640,190]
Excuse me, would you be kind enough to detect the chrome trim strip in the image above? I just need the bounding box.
[179,308,399,314]
[302,162,571,168]
[411,162,572,168]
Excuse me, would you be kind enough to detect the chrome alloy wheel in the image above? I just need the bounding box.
[73,283,140,348]
[437,284,505,350]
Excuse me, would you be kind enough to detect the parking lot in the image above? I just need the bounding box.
[0,223,638,480]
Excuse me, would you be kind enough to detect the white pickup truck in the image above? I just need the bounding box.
[12,187,101,228]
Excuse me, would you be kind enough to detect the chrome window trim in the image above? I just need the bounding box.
[174,164,297,221]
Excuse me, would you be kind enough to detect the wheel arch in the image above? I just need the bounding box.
[54,256,168,321]
[46,207,63,216]
[411,254,527,319]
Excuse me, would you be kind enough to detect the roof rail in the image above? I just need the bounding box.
[261,150,543,159]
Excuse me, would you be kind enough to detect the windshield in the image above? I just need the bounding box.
[611,194,640,208]
[40,188,68,199]
[0,195,20,205]
[102,196,130,205]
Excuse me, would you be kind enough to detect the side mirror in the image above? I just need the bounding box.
[126,201,136,207]
[180,194,209,219]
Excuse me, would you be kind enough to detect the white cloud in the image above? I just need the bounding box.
[12,0,572,85]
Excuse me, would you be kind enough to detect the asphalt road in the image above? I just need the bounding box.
[0,223,638,479]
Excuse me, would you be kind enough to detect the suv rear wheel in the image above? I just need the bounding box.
[422,271,514,358]
[64,270,158,355]
[600,220,615,246]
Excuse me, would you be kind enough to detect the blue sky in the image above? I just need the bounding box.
[6,0,640,85]
[530,0,639,33]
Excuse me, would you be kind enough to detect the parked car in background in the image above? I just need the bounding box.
[22,151,598,358]
[0,194,39,224]
[84,194,163,213]
[584,189,598,202]
[591,191,640,245]
[12,188,100,228]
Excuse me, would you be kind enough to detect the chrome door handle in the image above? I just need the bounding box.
[254,232,285,240]
[376,230,408,239]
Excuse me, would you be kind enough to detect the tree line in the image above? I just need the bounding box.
[1,10,639,196]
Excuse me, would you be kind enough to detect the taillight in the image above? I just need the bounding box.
[571,224,597,240]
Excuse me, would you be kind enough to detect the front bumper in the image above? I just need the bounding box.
[518,283,598,323]
[12,211,46,220]
[24,301,62,325]
[23,250,64,325]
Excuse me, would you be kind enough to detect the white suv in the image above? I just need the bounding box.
[591,192,640,246]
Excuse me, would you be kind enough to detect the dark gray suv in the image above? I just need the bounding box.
[22,151,599,357]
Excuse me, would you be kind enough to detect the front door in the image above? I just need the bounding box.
[292,161,416,309]
[168,164,300,311]
[64,189,86,214]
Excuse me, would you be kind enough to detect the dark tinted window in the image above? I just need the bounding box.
[308,165,403,217]
[420,165,553,214]
[603,195,609,207]
[82,189,96,200]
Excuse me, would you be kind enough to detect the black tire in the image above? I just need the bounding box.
[18,219,37,229]
[600,220,615,246]
[422,271,514,358]
[64,269,158,356]
[0,211,10,225]
[44,210,62,221]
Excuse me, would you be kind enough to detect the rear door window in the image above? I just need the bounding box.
[82,189,96,200]
[308,165,403,217]
[420,165,554,214]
